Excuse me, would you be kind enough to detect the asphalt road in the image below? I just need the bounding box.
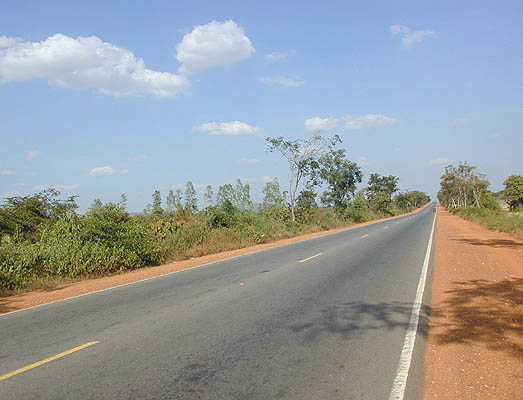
[1,205,436,399]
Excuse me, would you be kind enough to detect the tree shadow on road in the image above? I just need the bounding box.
[455,238,523,249]
[430,278,523,359]
[288,301,431,343]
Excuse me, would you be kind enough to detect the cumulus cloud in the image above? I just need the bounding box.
[1,168,15,176]
[391,25,436,47]
[265,50,296,63]
[261,75,304,88]
[25,150,42,160]
[428,157,449,166]
[305,117,340,132]
[88,166,128,176]
[238,157,261,164]
[0,34,190,97]
[176,20,254,75]
[0,36,21,48]
[342,114,398,131]
[193,121,262,137]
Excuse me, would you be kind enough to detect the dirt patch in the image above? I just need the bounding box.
[0,206,428,315]
[424,205,523,399]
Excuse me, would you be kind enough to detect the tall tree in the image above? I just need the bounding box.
[234,179,252,210]
[262,178,284,209]
[166,190,176,213]
[216,184,235,208]
[184,181,198,212]
[266,134,340,221]
[151,190,163,215]
[438,162,489,208]
[119,193,127,210]
[204,185,214,208]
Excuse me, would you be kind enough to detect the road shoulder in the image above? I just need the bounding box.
[423,205,523,399]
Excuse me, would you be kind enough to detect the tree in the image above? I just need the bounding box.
[90,199,103,211]
[166,190,176,213]
[0,189,78,241]
[151,190,163,215]
[184,181,198,212]
[366,174,399,212]
[204,185,214,208]
[262,178,284,209]
[317,147,362,209]
[234,179,252,210]
[174,189,183,209]
[216,184,235,208]
[266,134,340,221]
[119,194,127,210]
[503,174,523,211]
[438,162,490,209]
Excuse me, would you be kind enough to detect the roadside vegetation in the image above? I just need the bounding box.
[1,135,430,294]
[437,163,523,237]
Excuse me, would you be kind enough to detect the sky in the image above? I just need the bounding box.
[1,0,522,212]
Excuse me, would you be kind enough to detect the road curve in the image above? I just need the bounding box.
[1,205,436,399]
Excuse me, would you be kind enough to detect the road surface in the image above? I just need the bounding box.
[1,205,436,399]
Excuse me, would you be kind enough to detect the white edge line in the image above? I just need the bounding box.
[1,205,432,319]
[388,208,437,400]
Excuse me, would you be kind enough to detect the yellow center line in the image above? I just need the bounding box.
[299,252,323,263]
[0,341,99,382]
[360,234,369,238]
[384,226,389,229]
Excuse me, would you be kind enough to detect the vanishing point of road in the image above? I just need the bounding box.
[1,205,436,399]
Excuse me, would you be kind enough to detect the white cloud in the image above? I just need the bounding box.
[305,117,339,132]
[305,114,397,133]
[88,166,128,176]
[0,36,21,48]
[429,157,449,166]
[176,20,254,75]
[25,150,42,160]
[193,121,262,137]
[391,25,436,47]
[1,168,15,176]
[451,117,471,127]
[238,157,261,164]
[0,191,20,198]
[34,184,79,191]
[342,114,398,131]
[0,34,190,97]
[261,75,304,88]
[265,50,296,63]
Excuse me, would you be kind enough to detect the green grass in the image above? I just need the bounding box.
[453,207,523,238]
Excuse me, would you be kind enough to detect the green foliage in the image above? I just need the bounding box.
[453,206,523,237]
[316,148,362,209]
[262,178,284,209]
[394,191,430,212]
[366,173,399,212]
[184,181,198,212]
[503,174,523,211]
[0,189,78,242]
[438,162,489,208]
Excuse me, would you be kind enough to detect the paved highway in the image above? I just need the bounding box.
[1,205,436,399]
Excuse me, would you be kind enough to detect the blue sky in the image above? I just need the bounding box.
[1,0,522,211]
